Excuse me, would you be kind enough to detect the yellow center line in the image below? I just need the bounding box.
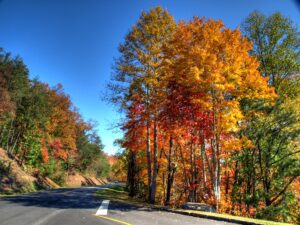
[93,214,132,225]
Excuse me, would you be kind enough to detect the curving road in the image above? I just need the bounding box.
[0,185,236,225]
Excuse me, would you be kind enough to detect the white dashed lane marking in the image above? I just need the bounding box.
[96,200,110,216]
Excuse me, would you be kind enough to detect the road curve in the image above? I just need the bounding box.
[0,185,236,225]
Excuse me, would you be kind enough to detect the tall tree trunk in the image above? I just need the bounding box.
[10,130,21,156]
[225,170,230,202]
[189,142,195,202]
[6,119,13,154]
[0,124,7,145]
[127,150,136,197]
[216,135,221,211]
[179,144,190,196]
[231,161,239,213]
[165,136,173,205]
[251,149,256,206]
[20,141,28,166]
[146,119,152,202]
[211,89,221,211]
[150,119,158,203]
[193,143,197,202]
[200,130,207,195]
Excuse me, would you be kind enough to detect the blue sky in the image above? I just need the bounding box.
[0,0,299,154]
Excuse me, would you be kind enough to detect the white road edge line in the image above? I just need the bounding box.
[96,200,110,216]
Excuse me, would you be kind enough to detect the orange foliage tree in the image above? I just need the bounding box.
[110,8,275,212]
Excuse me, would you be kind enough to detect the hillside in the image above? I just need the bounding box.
[0,148,110,195]
[0,48,110,195]
[65,173,107,187]
[0,148,59,194]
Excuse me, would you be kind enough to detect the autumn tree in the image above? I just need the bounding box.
[0,49,15,122]
[162,17,275,210]
[108,7,299,223]
[0,47,109,185]
[109,6,176,203]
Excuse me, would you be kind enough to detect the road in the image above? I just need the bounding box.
[0,185,236,225]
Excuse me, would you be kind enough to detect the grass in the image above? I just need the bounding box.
[95,185,136,203]
[95,185,292,225]
[0,193,18,197]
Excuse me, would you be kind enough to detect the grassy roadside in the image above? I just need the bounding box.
[95,185,292,225]
[0,193,18,197]
[0,186,55,198]
[95,185,144,205]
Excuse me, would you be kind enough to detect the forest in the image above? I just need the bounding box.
[0,48,110,185]
[109,7,300,223]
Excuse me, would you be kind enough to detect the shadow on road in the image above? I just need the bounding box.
[0,187,154,212]
[0,187,235,225]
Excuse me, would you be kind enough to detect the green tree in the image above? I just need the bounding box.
[76,127,110,177]
[0,51,31,158]
[239,11,300,222]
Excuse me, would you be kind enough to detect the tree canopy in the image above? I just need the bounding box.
[108,7,300,223]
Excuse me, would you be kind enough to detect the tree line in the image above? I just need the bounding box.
[0,49,110,184]
[108,7,300,223]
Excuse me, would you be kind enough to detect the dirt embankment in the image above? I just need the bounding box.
[64,173,108,187]
[0,148,108,194]
[0,148,59,194]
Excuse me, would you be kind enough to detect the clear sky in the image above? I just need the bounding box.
[0,0,299,154]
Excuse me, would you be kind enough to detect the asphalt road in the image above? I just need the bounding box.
[0,185,236,225]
